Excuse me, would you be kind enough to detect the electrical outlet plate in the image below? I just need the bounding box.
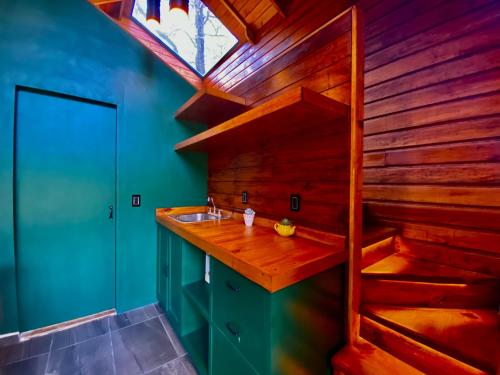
[290,194,300,211]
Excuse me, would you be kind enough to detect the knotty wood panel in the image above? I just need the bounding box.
[206,0,500,273]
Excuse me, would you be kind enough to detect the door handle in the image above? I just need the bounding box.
[109,205,114,219]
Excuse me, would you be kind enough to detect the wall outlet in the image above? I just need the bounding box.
[242,191,248,204]
[290,194,300,211]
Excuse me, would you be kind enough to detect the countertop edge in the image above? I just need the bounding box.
[156,207,347,293]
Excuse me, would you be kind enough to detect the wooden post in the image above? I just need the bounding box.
[347,5,364,346]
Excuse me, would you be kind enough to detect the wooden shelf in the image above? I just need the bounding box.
[181,326,209,375]
[183,280,209,320]
[175,87,349,152]
[175,87,248,127]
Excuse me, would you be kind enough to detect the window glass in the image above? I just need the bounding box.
[132,0,238,76]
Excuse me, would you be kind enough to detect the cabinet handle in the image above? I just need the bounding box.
[226,280,240,293]
[226,322,241,342]
[163,265,169,277]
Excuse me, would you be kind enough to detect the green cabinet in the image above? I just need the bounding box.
[157,226,209,374]
[157,226,345,375]
[157,226,184,330]
[211,259,269,374]
[156,225,170,315]
[211,326,258,375]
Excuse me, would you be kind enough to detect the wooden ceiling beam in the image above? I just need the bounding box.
[90,0,121,5]
[220,0,257,43]
[268,0,286,18]
[120,0,134,18]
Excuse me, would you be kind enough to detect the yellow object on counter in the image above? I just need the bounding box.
[274,223,296,237]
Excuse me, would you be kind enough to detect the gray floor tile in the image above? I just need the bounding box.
[180,356,198,375]
[111,317,176,374]
[0,336,20,349]
[73,318,109,343]
[46,333,114,375]
[146,356,198,375]
[0,342,24,367]
[158,315,187,357]
[154,304,164,316]
[0,353,48,375]
[22,334,53,359]
[109,308,149,332]
[142,304,160,319]
[52,328,77,351]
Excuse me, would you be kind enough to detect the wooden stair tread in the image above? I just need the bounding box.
[362,305,500,373]
[360,316,488,375]
[362,278,499,308]
[362,253,496,283]
[332,338,424,375]
[362,225,398,246]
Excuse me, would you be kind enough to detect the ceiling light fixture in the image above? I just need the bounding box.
[146,0,161,25]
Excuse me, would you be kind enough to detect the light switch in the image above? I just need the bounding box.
[132,195,141,207]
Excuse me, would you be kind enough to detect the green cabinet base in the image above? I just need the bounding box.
[211,258,345,375]
[157,225,345,375]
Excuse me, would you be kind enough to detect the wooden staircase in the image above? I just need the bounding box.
[333,226,500,374]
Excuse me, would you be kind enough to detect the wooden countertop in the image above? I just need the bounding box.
[156,207,347,292]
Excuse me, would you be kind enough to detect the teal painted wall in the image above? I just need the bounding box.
[0,0,207,334]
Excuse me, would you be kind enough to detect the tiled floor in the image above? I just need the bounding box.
[0,304,198,375]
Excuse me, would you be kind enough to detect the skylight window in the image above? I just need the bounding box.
[132,0,238,76]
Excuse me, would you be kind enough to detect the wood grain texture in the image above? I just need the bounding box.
[347,4,365,346]
[362,306,500,373]
[174,87,248,127]
[201,4,363,238]
[175,87,348,152]
[156,207,346,292]
[203,0,500,284]
[359,317,488,375]
[332,337,424,375]
[358,0,500,282]
[397,238,500,277]
[203,0,279,43]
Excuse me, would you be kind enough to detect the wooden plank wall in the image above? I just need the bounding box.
[206,0,500,272]
[206,0,353,233]
[358,0,500,276]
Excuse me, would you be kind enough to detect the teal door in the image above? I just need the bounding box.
[15,88,117,332]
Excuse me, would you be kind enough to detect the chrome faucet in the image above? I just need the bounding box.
[207,196,218,216]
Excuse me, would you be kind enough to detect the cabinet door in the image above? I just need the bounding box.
[212,259,270,374]
[168,234,183,329]
[211,326,258,375]
[157,226,170,311]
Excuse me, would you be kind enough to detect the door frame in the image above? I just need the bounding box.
[13,85,119,331]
